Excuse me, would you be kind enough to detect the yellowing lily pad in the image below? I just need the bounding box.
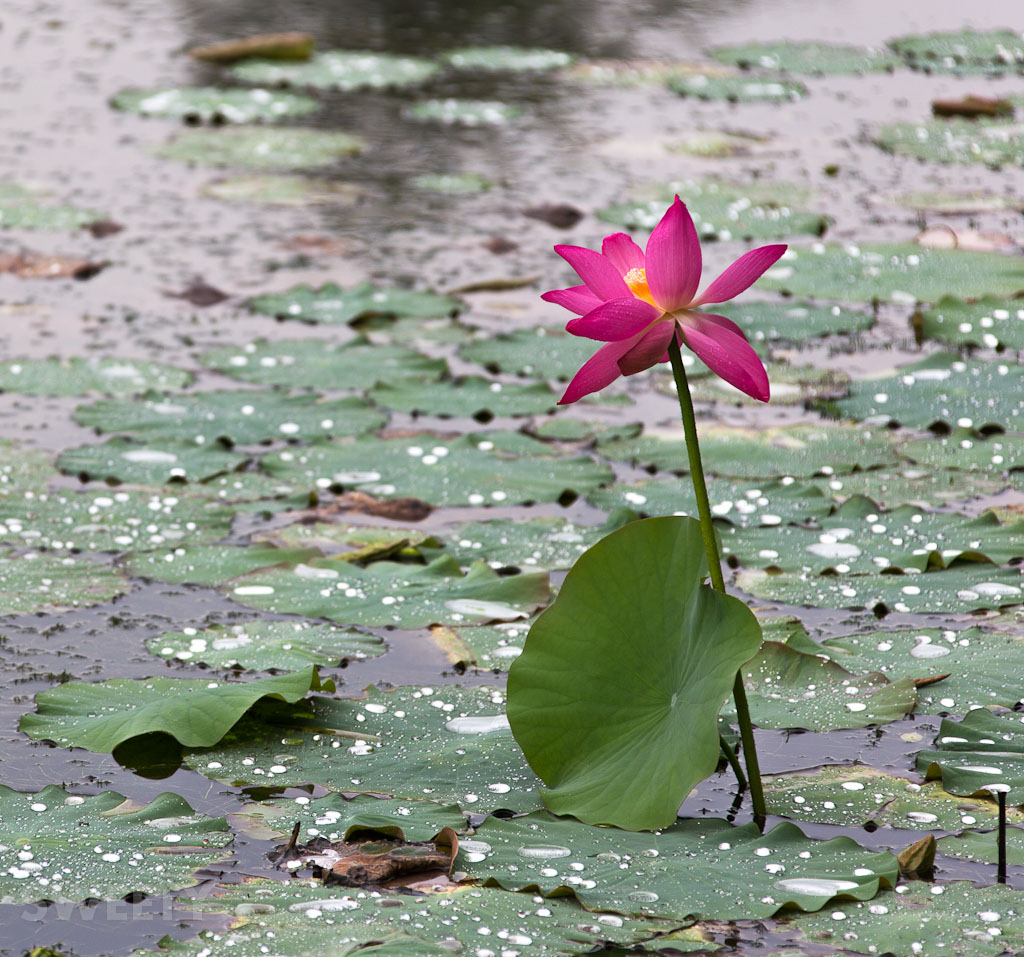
[156,127,365,169]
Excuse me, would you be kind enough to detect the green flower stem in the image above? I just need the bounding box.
[718,733,747,792]
[667,335,766,829]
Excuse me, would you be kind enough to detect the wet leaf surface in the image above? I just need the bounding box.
[249,282,461,325]
[668,74,808,102]
[444,46,574,71]
[155,127,365,169]
[59,437,248,484]
[0,182,103,231]
[228,50,440,90]
[111,87,319,124]
[710,41,900,74]
[915,296,1024,350]
[404,100,525,126]
[0,356,191,396]
[889,28,1024,74]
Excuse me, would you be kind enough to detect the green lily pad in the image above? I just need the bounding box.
[249,282,461,325]
[156,127,365,169]
[226,554,549,630]
[20,667,328,753]
[404,100,524,126]
[900,428,1024,474]
[666,129,769,157]
[915,296,1024,350]
[809,462,1010,509]
[229,51,440,90]
[198,472,308,510]
[668,74,808,102]
[367,376,558,419]
[677,360,847,406]
[261,432,613,506]
[58,438,247,484]
[532,418,642,442]
[459,326,602,381]
[0,357,191,396]
[876,118,1024,169]
[596,424,898,479]
[202,336,446,389]
[887,189,1021,213]
[599,179,828,242]
[890,28,1024,74]
[360,315,474,346]
[0,182,103,231]
[410,172,491,194]
[0,786,231,904]
[146,620,384,671]
[253,520,430,558]
[444,46,574,71]
[111,87,319,123]
[74,391,386,446]
[827,352,1024,430]
[759,243,1024,303]
[561,58,735,87]
[0,440,58,494]
[939,826,1024,866]
[462,811,897,920]
[711,300,874,345]
[124,543,320,586]
[187,684,544,814]
[202,174,365,206]
[710,41,899,74]
[0,551,127,614]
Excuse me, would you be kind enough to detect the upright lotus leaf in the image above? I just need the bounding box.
[0,786,231,904]
[229,51,440,90]
[710,300,874,344]
[249,282,461,325]
[202,337,446,389]
[889,28,1024,74]
[444,46,574,71]
[125,543,321,586]
[147,620,384,671]
[917,709,1024,803]
[915,296,1024,350]
[58,438,247,484]
[155,127,365,169]
[827,352,1024,430]
[0,357,191,396]
[404,100,524,126]
[367,377,558,419]
[203,174,365,206]
[0,182,102,230]
[507,517,762,829]
[187,685,544,814]
[710,41,899,74]
[809,462,1009,509]
[459,326,605,381]
[73,391,386,445]
[111,87,319,123]
[20,667,328,753]
[225,554,549,629]
[0,551,127,614]
[759,243,1024,303]
[877,118,1024,168]
[668,74,807,103]
[462,811,897,920]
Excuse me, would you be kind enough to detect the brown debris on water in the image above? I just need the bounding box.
[0,250,107,279]
[188,32,314,64]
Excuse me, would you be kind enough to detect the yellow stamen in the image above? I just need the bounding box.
[623,266,656,306]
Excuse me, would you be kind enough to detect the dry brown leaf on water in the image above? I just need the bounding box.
[897,834,936,881]
[165,280,230,306]
[329,490,434,522]
[523,203,583,229]
[932,95,1014,119]
[0,250,107,279]
[188,31,314,63]
[447,274,541,294]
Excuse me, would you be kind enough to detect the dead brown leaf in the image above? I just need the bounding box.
[188,31,314,64]
[0,251,106,279]
[523,203,583,229]
[932,95,1014,119]
[165,281,230,306]
[897,834,936,881]
[331,490,434,522]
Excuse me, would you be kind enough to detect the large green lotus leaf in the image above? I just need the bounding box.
[916,296,1024,350]
[809,463,1009,509]
[432,618,534,672]
[710,299,874,345]
[820,626,1024,714]
[462,811,897,920]
[459,326,610,381]
[596,424,898,479]
[876,119,1024,169]
[410,171,491,194]
[226,555,550,629]
[155,127,365,169]
[74,391,386,446]
[0,181,102,230]
[828,352,1024,430]
[125,543,320,585]
[229,51,440,90]
[58,438,247,484]
[719,494,1024,573]
[0,356,191,396]
[0,786,231,905]
[668,74,808,103]
[598,179,827,242]
[202,336,446,389]
[792,882,1024,956]
[404,100,524,126]
[249,282,461,325]
[444,46,574,71]
[889,28,1024,74]
[765,766,1020,832]
[917,709,1024,803]
[111,86,318,123]
[759,243,1024,303]
[736,563,1024,615]
[507,517,762,829]
[709,41,899,74]
[186,685,545,814]
[261,432,613,506]
[587,476,833,526]
[147,620,384,671]
[20,667,327,752]
[0,487,233,551]
[901,428,1023,477]
[202,174,365,207]
[0,551,127,613]
[150,880,683,956]
[367,377,558,419]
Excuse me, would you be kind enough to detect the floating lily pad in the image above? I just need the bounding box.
[678,360,847,406]
[0,786,231,905]
[198,470,308,507]
[111,87,319,123]
[0,551,127,614]
[532,418,642,442]
[808,462,1010,509]
[404,99,524,126]
[0,182,103,231]
[759,243,1024,303]
[939,826,1024,866]
[410,172,491,194]
[74,391,386,446]
[462,811,897,920]
[710,41,899,75]
[229,51,440,90]
[599,180,828,242]
[668,74,808,103]
[249,282,461,325]
[261,432,612,506]
[254,520,430,559]
[147,620,384,671]
[125,543,320,586]
[459,326,602,381]
[202,174,365,206]
[900,428,1023,474]
[367,377,558,419]
[665,129,769,158]
[876,118,1024,169]
[915,296,1024,350]
[561,58,735,87]
[20,667,327,753]
[156,127,365,170]
[828,352,1024,430]
[58,438,247,484]
[888,189,1021,213]
[0,357,191,396]
[712,300,874,345]
[890,28,1024,75]
[444,46,574,71]
[363,316,474,346]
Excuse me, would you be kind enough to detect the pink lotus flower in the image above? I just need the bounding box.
[543,196,787,404]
